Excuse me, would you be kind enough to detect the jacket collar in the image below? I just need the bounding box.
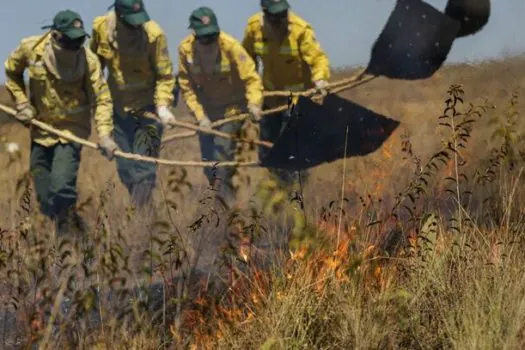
[31,32,52,58]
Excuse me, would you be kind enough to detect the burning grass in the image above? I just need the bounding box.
[2,60,525,348]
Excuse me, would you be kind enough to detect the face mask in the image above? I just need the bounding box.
[196,33,219,46]
[264,10,288,26]
[53,32,86,51]
[117,13,142,30]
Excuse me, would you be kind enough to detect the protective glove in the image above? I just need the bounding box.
[248,103,263,122]
[156,105,176,128]
[16,103,35,125]
[98,135,120,161]
[199,116,211,128]
[314,80,329,95]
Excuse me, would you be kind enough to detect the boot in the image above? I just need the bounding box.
[55,208,87,240]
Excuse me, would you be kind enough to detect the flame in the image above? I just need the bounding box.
[175,236,389,348]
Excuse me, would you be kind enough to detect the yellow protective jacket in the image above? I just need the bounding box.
[90,13,175,113]
[177,31,263,122]
[242,11,330,92]
[4,34,114,147]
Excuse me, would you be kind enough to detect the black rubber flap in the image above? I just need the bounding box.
[260,94,400,171]
[445,0,490,38]
[365,0,461,80]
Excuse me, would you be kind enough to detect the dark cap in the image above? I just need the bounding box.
[189,7,220,37]
[43,10,88,39]
[114,0,150,26]
[261,0,290,14]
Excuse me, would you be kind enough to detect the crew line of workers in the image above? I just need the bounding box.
[4,0,330,235]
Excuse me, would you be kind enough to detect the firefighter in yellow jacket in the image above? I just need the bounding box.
[242,0,330,185]
[178,7,263,203]
[90,0,176,208]
[4,10,117,235]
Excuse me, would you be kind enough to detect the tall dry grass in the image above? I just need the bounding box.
[178,84,525,350]
[0,58,525,348]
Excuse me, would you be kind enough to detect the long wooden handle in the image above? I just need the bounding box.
[0,103,258,168]
[0,72,378,166]
[137,110,274,149]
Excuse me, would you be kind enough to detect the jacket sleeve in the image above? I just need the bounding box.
[85,53,114,138]
[299,26,330,82]
[89,26,106,70]
[4,40,30,106]
[241,24,259,71]
[232,43,263,107]
[152,33,176,107]
[241,25,256,60]
[177,46,206,121]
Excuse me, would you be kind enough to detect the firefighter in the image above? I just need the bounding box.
[90,0,176,208]
[242,0,330,187]
[178,6,264,204]
[4,10,117,236]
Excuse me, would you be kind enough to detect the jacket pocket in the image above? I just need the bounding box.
[28,60,48,83]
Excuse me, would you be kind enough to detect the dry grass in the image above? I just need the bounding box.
[1,55,525,348]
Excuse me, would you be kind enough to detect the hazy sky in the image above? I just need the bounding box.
[1,0,524,82]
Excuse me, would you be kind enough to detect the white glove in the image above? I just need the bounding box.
[199,116,211,128]
[314,80,329,95]
[157,105,176,128]
[98,135,120,161]
[16,103,35,124]
[248,103,263,122]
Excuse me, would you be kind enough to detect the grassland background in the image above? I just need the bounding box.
[0,58,523,218]
[1,56,525,348]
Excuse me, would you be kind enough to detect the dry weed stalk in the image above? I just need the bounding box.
[4,85,525,348]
